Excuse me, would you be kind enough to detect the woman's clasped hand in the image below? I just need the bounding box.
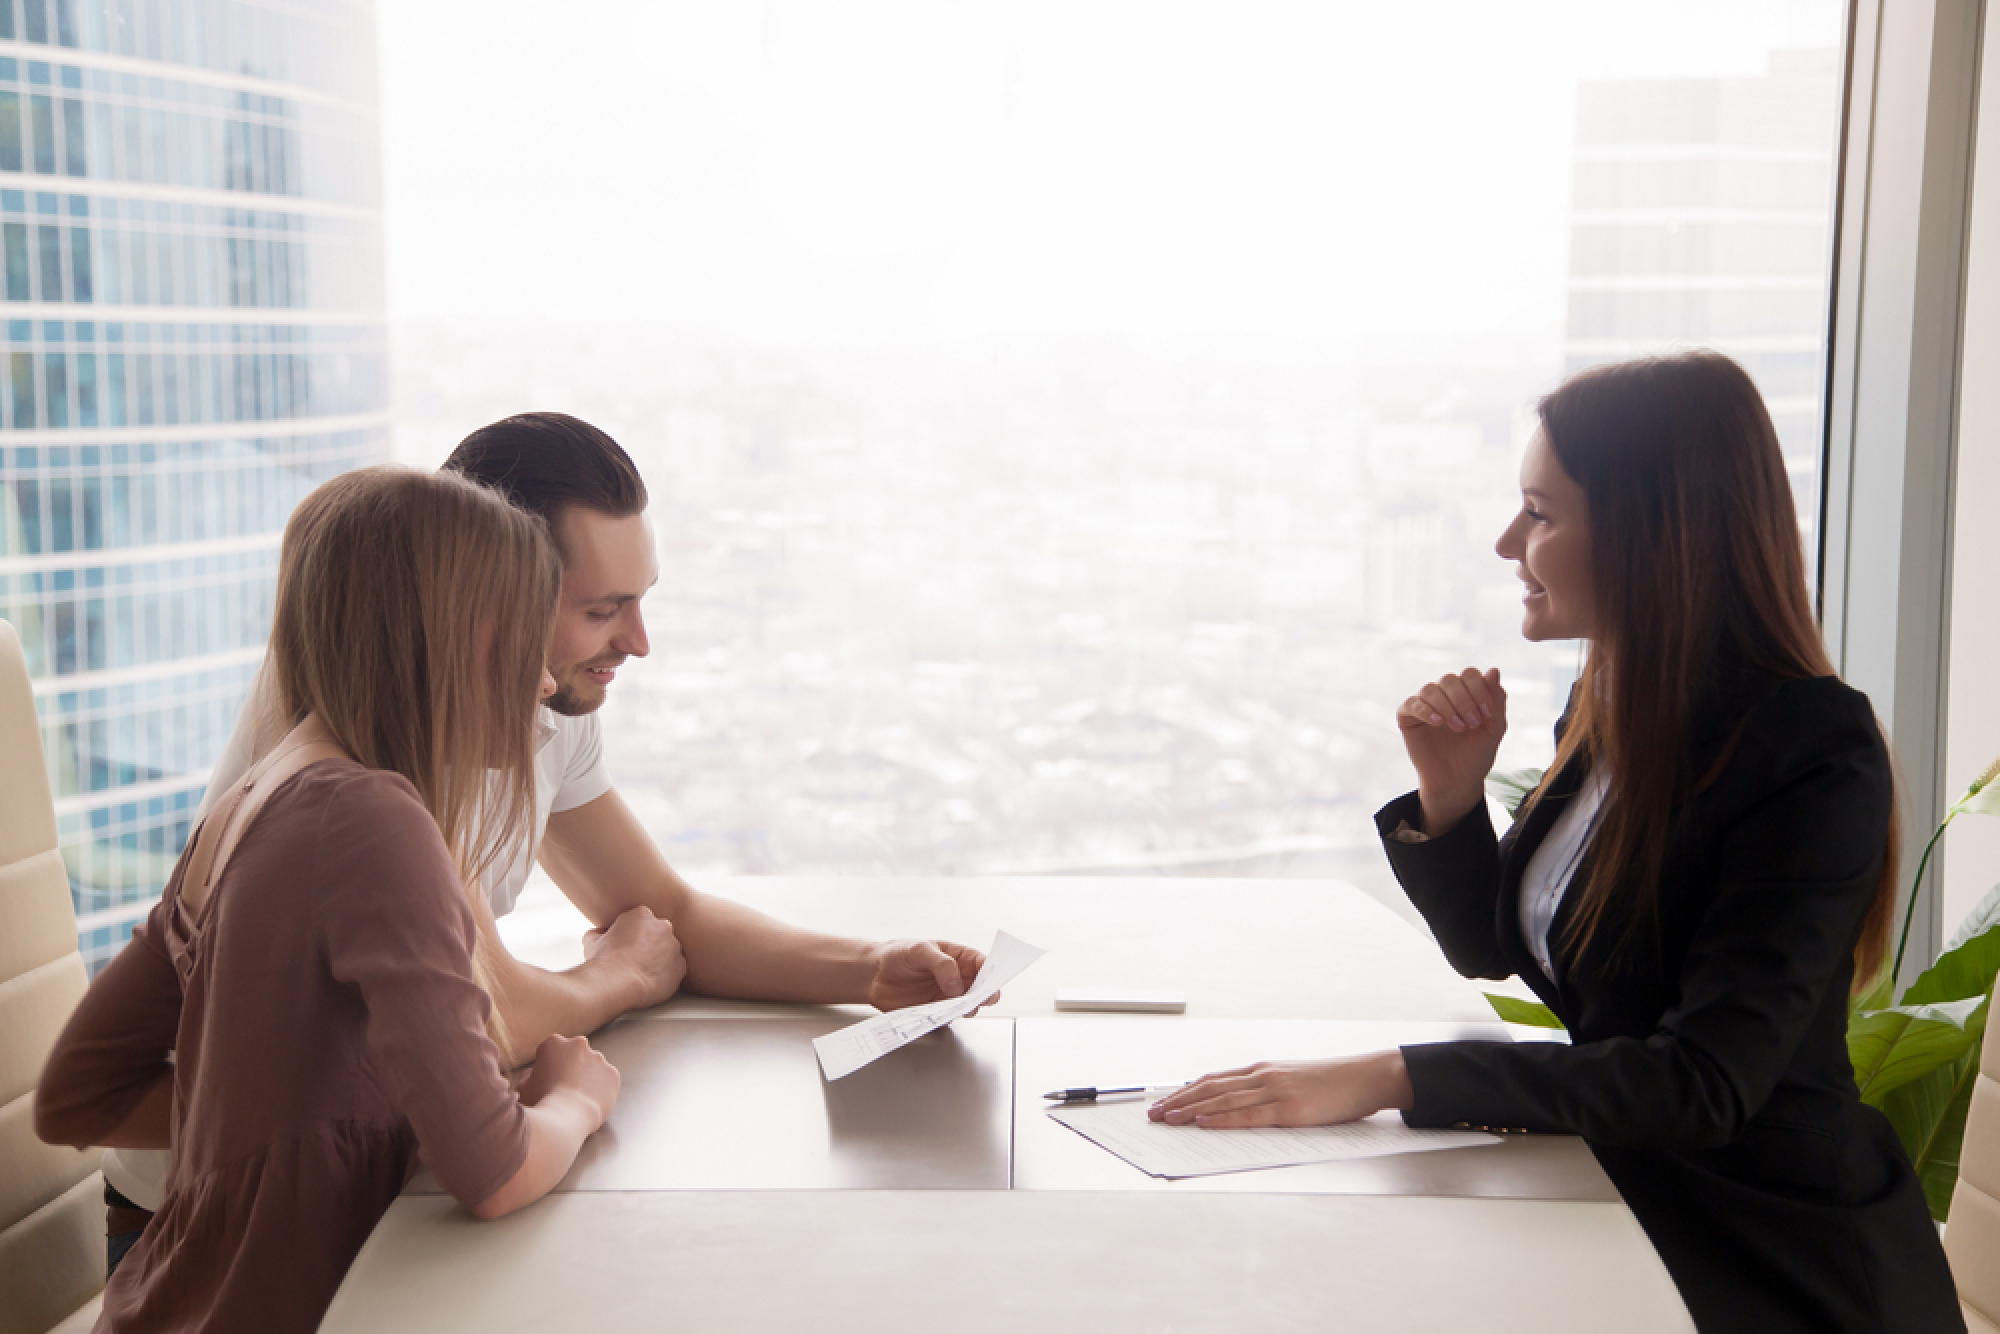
[1397,666,1507,837]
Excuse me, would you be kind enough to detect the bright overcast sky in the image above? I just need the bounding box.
[375,0,1843,346]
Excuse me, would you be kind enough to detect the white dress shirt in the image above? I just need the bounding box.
[1516,766,1609,983]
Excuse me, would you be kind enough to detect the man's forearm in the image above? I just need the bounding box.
[537,790,884,1009]
[491,955,645,1066]
[670,892,878,1003]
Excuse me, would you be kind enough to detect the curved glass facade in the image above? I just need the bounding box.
[0,0,387,970]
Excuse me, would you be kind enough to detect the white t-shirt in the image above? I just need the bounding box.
[104,672,615,1210]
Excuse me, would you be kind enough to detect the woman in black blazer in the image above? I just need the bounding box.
[1151,352,1961,1333]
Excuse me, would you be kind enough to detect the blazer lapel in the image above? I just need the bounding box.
[1497,754,1592,1008]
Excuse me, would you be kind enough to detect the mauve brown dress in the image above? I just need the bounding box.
[37,760,530,1334]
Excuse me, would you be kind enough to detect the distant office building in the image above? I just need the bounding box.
[1364,506,1445,626]
[0,1,387,969]
[1565,49,1839,532]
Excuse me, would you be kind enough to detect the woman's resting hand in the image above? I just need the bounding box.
[1146,1052,1413,1129]
[472,1035,621,1220]
[1397,667,1507,836]
[516,1033,621,1121]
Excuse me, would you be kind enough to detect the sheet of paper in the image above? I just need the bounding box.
[1048,1098,1499,1179]
[813,930,1045,1081]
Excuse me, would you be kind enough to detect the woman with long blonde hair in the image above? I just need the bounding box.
[1150,353,1960,1332]
[37,467,621,1333]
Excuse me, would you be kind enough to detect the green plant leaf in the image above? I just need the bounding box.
[1946,883,2000,955]
[1877,1013,1984,1222]
[1851,966,1895,1017]
[1484,768,1545,821]
[1846,997,1986,1104]
[1847,875,2000,1222]
[1483,992,1566,1030]
[1898,912,2000,1007]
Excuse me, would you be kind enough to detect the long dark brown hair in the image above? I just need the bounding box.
[1521,351,1897,990]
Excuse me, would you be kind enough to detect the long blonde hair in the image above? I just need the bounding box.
[265,466,560,1046]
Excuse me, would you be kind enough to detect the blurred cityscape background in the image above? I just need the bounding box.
[0,1,1844,964]
[392,35,1841,921]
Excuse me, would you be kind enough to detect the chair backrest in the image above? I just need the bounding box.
[0,618,103,1334]
[1949,989,2000,1333]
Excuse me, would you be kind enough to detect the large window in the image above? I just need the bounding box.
[384,2,1849,923]
[4,4,1862,970]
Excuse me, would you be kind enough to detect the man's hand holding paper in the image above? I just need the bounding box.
[814,930,1044,1080]
[862,938,991,1012]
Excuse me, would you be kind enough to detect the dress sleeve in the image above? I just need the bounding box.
[313,772,529,1207]
[35,898,182,1148]
[1401,687,1891,1149]
[1374,791,1513,980]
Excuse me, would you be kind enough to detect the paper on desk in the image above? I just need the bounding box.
[812,930,1045,1081]
[1048,1098,1499,1179]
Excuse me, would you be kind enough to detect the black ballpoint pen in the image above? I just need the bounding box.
[1042,1085,1160,1103]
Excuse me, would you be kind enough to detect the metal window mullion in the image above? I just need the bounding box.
[1821,0,1984,986]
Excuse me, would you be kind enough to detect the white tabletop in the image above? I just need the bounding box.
[332,877,1693,1332]
[324,1190,1692,1334]
[409,1017,1015,1194]
[499,874,1500,1022]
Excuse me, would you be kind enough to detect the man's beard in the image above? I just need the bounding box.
[544,666,606,717]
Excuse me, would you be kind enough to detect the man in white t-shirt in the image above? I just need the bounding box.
[100,413,988,1260]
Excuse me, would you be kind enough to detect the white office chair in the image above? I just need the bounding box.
[0,618,104,1333]
[1947,986,2000,1332]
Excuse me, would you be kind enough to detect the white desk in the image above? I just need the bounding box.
[408,1018,1015,1194]
[325,1191,1685,1334]
[498,875,1503,1022]
[328,878,1694,1333]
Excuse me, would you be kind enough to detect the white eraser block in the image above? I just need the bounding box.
[1054,988,1187,1014]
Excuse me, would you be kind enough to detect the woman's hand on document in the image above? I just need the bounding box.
[1146,1052,1414,1129]
[1397,667,1507,837]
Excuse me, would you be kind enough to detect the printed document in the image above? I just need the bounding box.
[813,930,1045,1080]
[1048,1099,1499,1179]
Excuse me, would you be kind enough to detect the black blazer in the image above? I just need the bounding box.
[1376,671,1962,1334]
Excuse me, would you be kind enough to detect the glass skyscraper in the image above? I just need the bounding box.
[1563,50,1839,543]
[0,0,387,970]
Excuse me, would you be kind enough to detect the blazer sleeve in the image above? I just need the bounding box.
[312,771,530,1209]
[1400,684,1890,1149]
[35,897,182,1148]
[1374,791,1513,980]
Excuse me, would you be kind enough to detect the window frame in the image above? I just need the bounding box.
[1819,0,1984,984]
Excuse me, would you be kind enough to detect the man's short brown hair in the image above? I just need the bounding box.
[443,412,647,556]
